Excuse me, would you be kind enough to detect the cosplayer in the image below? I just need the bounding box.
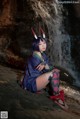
[22,27,68,110]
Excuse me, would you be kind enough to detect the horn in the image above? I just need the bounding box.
[40,27,46,38]
[31,27,38,39]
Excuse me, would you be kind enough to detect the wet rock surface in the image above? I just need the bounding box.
[0,64,80,119]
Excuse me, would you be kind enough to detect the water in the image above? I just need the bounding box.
[44,1,80,87]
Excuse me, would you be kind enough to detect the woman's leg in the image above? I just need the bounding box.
[36,70,60,95]
[50,71,60,95]
[36,71,52,91]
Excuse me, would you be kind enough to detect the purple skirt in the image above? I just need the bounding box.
[25,78,37,93]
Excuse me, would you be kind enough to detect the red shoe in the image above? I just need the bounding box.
[50,90,64,102]
[50,90,68,111]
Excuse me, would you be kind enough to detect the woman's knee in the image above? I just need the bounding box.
[53,71,60,78]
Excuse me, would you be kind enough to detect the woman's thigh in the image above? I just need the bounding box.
[36,71,52,91]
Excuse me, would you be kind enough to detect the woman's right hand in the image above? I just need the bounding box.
[36,63,45,71]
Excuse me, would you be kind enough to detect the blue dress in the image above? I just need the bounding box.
[22,52,52,92]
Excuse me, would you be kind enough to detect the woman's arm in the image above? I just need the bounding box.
[32,52,46,71]
[42,53,54,70]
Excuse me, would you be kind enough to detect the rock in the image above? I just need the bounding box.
[0,64,80,119]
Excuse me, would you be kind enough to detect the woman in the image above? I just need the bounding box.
[22,28,68,110]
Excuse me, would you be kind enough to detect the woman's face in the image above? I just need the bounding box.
[38,40,47,52]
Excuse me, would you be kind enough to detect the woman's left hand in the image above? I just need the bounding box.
[36,63,45,71]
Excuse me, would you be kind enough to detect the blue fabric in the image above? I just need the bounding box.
[22,52,53,92]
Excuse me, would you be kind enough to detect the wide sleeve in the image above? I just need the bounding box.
[43,53,54,70]
[31,56,42,69]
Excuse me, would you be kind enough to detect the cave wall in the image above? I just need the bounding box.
[0,0,33,55]
[0,0,56,69]
[0,0,53,55]
[0,0,80,72]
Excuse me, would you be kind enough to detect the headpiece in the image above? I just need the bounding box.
[31,27,46,40]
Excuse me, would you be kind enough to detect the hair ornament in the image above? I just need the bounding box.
[31,27,46,39]
[39,27,46,39]
[31,27,38,39]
